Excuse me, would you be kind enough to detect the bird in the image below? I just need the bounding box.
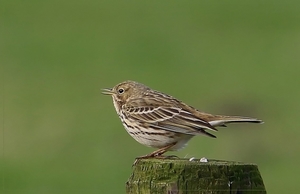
[102,80,263,159]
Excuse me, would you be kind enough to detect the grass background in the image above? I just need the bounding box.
[1,1,300,193]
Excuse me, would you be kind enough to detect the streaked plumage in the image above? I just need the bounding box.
[102,80,263,158]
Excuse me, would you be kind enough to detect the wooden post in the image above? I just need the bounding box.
[126,158,266,194]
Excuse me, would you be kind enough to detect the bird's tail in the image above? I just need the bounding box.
[208,115,263,127]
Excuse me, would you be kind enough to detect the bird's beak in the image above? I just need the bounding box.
[101,88,114,95]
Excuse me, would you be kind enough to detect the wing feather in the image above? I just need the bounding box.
[123,98,217,137]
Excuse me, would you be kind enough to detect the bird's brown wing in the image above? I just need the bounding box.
[123,98,217,137]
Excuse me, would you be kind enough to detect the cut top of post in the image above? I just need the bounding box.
[126,158,266,194]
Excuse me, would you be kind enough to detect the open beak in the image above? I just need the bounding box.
[101,88,114,95]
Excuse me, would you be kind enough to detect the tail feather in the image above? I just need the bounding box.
[208,115,263,127]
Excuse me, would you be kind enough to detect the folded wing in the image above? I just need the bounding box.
[123,99,217,138]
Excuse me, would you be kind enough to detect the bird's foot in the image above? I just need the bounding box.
[133,143,177,166]
[133,154,179,166]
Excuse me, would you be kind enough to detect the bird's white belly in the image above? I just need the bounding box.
[122,122,193,150]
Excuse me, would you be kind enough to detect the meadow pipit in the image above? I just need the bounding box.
[102,80,263,158]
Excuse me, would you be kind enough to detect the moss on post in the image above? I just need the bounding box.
[126,158,266,194]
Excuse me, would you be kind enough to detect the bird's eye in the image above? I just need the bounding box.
[118,88,124,94]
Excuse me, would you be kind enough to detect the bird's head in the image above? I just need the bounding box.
[102,80,149,104]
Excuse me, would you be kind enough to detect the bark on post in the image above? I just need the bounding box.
[126,158,266,194]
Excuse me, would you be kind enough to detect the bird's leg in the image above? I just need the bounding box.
[145,142,177,158]
[133,143,178,166]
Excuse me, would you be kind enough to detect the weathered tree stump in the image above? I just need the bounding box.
[126,158,266,194]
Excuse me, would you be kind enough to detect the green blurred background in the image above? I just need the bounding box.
[1,1,300,193]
